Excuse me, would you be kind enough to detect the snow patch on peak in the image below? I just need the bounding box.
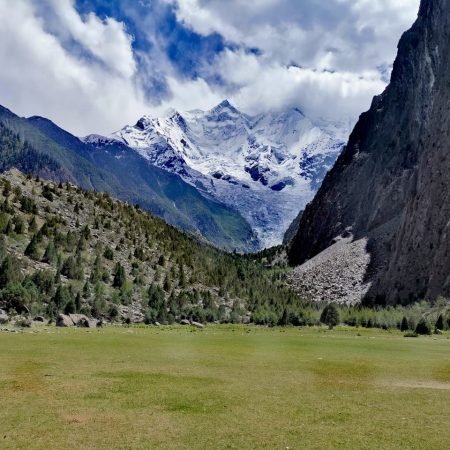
[107,102,352,248]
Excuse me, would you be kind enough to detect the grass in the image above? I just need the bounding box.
[1,325,450,449]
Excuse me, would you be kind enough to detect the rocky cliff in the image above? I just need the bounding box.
[288,0,450,305]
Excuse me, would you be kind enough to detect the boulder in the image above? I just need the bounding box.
[69,314,89,326]
[15,318,32,328]
[180,319,190,325]
[33,316,45,322]
[79,318,99,329]
[56,314,74,327]
[191,321,205,329]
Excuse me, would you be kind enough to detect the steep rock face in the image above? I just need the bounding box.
[289,0,450,304]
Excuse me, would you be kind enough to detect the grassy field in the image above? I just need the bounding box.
[1,326,450,449]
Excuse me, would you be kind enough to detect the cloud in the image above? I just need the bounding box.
[45,0,136,78]
[0,0,148,135]
[214,49,386,121]
[0,0,421,135]
[164,0,420,120]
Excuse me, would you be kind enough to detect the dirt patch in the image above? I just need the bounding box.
[380,380,450,391]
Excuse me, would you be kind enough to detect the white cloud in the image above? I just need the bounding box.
[47,0,137,78]
[214,49,386,121]
[0,0,421,135]
[0,0,147,135]
[164,0,420,120]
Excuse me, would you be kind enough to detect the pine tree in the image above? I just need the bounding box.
[75,292,82,313]
[13,216,25,234]
[320,304,340,330]
[400,316,409,332]
[179,263,186,288]
[163,274,172,293]
[5,219,14,235]
[113,262,126,288]
[82,280,91,299]
[42,240,57,265]
[0,255,21,288]
[24,234,40,260]
[52,285,71,310]
[148,283,165,311]
[90,255,103,283]
[28,216,38,233]
[415,317,432,335]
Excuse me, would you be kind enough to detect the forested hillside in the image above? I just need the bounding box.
[0,168,296,325]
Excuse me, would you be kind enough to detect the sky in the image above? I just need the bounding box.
[0,0,420,136]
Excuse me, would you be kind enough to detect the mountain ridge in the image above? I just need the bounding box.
[87,101,351,247]
[0,104,257,252]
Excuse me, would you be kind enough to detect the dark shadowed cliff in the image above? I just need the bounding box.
[288,0,450,304]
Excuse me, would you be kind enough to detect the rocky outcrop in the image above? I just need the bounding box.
[288,0,450,304]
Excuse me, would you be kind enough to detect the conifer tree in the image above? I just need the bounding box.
[28,216,38,233]
[113,262,126,288]
[43,240,57,265]
[24,234,40,260]
[400,316,409,332]
[0,255,21,288]
[320,304,340,330]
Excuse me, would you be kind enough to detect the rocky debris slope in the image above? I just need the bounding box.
[289,0,450,304]
[288,236,371,304]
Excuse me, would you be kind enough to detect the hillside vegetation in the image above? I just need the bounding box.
[0,106,257,252]
[0,166,448,331]
[0,168,294,325]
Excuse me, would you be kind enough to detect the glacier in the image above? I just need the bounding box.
[85,100,352,249]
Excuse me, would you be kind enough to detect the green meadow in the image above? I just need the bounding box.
[1,326,450,449]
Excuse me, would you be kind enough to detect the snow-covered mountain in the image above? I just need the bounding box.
[85,100,352,248]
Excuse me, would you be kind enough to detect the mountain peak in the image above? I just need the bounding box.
[211,100,239,113]
[218,99,233,108]
[207,100,242,122]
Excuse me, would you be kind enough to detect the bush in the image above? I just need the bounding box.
[251,307,278,326]
[404,332,418,338]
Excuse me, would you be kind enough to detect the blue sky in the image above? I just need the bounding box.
[0,0,419,135]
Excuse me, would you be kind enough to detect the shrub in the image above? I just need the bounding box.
[404,332,418,338]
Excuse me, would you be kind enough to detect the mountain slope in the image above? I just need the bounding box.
[0,105,257,252]
[0,169,291,324]
[89,101,351,247]
[288,0,450,305]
